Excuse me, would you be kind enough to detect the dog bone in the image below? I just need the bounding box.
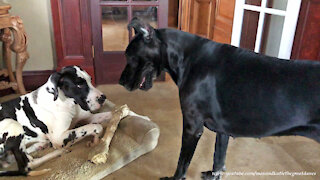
[88,104,130,164]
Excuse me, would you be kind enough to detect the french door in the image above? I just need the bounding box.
[231,0,301,59]
[91,0,168,84]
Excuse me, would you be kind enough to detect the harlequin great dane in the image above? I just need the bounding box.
[119,18,320,180]
[0,66,110,176]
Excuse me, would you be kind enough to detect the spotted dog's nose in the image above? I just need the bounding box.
[98,94,106,105]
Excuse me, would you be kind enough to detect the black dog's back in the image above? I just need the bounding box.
[215,47,320,138]
[162,29,320,140]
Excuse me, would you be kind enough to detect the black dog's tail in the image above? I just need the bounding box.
[0,169,50,176]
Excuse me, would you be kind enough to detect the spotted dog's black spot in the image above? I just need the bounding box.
[0,133,8,144]
[93,129,100,134]
[81,131,87,137]
[78,66,84,71]
[63,131,77,146]
[0,97,22,121]
[22,97,48,134]
[22,126,38,138]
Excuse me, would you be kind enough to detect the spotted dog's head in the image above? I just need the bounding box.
[119,17,164,91]
[48,66,106,112]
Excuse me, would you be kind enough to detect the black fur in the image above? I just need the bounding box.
[0,134,29,176]
[0,98,22,121]
[63,131,76,147]
[119,18,320,180]
[0,133,8,145]
[58,67,90,111]
[22,126,38,138]
[22,97,48,134]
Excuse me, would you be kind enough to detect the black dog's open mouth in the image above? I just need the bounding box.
[140,76,146,88]
[139,72,153,90]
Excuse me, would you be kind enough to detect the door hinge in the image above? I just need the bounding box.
[92,45,95,59]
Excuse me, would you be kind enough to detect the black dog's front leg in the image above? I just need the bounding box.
[202,133,229,180]
[161,118,204,180]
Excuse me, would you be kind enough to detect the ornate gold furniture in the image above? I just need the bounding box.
[0,2,28,94]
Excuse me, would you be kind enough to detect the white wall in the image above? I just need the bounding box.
[1,0,55,71]
[263,0,288,57]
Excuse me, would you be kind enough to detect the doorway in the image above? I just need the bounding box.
[91,0,168,84]
[231,0,301,59]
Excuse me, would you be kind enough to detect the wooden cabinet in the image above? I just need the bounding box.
[179,0,235,44]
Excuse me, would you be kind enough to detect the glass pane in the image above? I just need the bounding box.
[132,6,158,28]
[240,10,260,51]
[102,7,128,51]
[245,0,261,6]
[260,14,285,57]
[267,0,288,11]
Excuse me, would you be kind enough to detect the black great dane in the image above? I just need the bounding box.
[119,18,320,180]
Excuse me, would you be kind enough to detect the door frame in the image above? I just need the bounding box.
[231,0,301,59]
[91,0,168,84]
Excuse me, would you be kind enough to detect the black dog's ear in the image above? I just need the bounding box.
[48,72,62,101]
[128,17,155,42]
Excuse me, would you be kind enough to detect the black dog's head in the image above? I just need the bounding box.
[119,17,163,91]
[47,66,106,112]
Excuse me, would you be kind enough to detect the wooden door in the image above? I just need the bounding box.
[291,0,320,60]
[91,0,168,84]
[179,0,235,44]
[51,0,95,82]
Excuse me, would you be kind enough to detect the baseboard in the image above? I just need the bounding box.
[23,70,55,91]
[0,70,55,97]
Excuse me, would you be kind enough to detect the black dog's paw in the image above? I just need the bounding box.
[201,171,222,180]
[160,177,186,180]
[160,177,174,180]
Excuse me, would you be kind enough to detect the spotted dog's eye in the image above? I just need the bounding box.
[77,84,84,89]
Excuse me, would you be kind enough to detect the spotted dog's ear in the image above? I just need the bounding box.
[128,17,155,43]
[60,66,76,75]
[48,72,62,101]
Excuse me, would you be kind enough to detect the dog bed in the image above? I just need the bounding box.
[0,100,160,180]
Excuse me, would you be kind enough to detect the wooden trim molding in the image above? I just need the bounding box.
[0,70,54,96]
[291,0,320,60]
[23,70,55,91]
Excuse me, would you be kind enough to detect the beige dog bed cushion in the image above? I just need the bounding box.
[1,101,160,180]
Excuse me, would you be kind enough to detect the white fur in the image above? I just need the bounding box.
[0,119,25,153]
